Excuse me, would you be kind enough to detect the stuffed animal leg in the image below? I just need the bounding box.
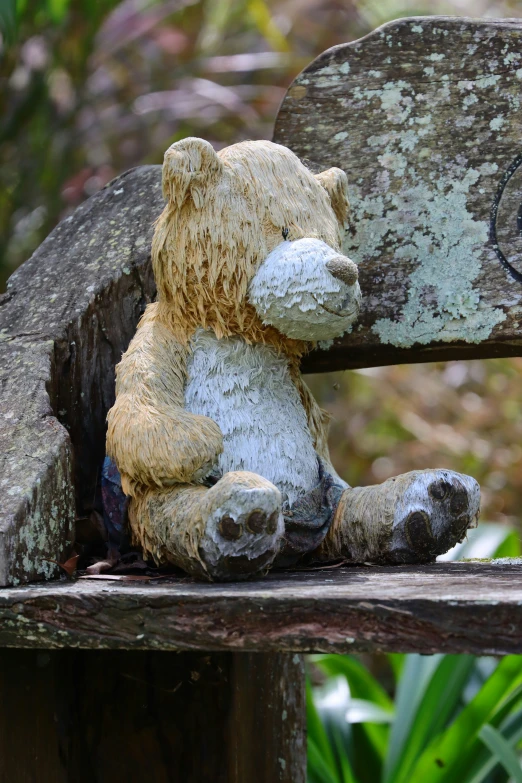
[314,469,480,565]
[131,472,282,580]
[106,303,284,580]
[294,379,480,565]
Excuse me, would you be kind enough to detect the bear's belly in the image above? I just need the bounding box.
[184,329,319,507]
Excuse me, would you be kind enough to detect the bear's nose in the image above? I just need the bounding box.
[326,256,359,287]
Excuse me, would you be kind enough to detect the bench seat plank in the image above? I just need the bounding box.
[1,561,522,655]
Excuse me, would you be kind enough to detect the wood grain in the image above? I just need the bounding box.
[0,648,305,783]
[274,16,522,371]
[0,167,161,585]
[1,561,522,655]
[228,653,306,782]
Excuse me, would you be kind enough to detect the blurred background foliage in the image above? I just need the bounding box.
[1,0,522,534]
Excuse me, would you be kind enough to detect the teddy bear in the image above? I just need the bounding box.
[103,137,480,581]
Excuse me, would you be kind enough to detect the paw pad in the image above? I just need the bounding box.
[246,509,266,534]
[388,470,480,564]
[266,510,279,534]
[405,510,434,556]
[450,490,469,515]
[218,516,243,541]
[428,479,452,501]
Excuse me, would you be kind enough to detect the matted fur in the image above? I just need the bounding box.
[106,137,480,575]
[128,471,282,579]
[106,303,224,493]
[107,138,347,567]
[152,138,344,356]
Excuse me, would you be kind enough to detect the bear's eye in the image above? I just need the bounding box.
[282,227,289,240]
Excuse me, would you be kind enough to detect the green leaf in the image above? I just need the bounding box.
[346,699,394,725]
[387,654,406,682]
[440,681,522,783]
[308,737,343,783]
[307,678,338,774]
[313,655,393,709]
[407,655,522,783]
[314,655,391,781]
[466,709,522,783]
[493,528,522,558]
[386,655,476,783]
[478,724,522,783]
[0,0,17,45]
[329,723,358,783]
[383,654,444,783]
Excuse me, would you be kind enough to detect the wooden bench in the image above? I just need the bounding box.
[2,15,522,782]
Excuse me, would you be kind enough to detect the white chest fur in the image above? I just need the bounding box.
[184,330,319,507]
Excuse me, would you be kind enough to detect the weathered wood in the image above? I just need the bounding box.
[0,167,161,585]
[0,648,305,783]
[228,653,306,782]
[0,561,522,655]
[274,16,522,371]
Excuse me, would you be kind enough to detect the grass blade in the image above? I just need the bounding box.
[407,655,522,783]
[386,655,475,783]
[307,678,338,773]
[478,724,522,783]
[383,654,443,783]
[308,737,343,783]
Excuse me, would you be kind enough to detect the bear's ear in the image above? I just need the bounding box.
[314,167,349,228]
[162,137,224,209]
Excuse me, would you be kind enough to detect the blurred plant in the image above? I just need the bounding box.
[308,654,522,783]
[0,0,367,288]
[2,0,522,288]
[307,526,522,783]
[440,521,522,562]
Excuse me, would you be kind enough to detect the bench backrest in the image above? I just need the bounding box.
[274,16,522,371]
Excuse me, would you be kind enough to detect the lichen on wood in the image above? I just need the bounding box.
[275,16,522,370]
[0,167,161,585]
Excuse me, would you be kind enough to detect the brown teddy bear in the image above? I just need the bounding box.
[105,137,480,581]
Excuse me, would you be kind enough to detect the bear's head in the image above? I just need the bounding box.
[152,137,361,354]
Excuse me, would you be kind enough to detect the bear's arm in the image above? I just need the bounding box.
[106,303,223,493]
[292,373,348,488]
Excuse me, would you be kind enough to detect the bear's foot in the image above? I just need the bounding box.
[316,469,480,564]
[133,472,285,581]
[198,471,284,580]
